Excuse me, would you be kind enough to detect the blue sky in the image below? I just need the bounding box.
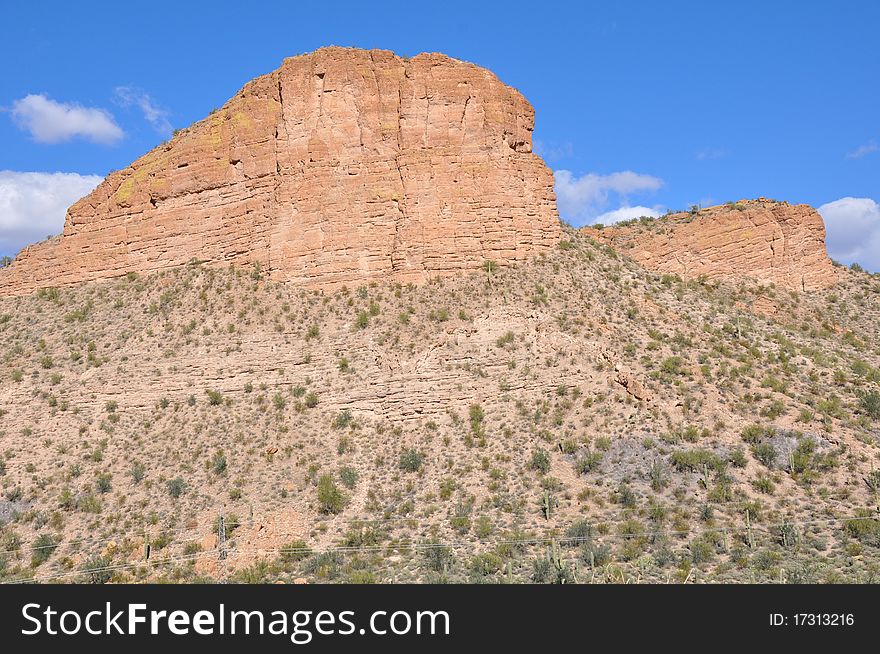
[1,0,878,269]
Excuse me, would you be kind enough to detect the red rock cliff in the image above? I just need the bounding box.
[583,199,839,291]
[0,47,560,295]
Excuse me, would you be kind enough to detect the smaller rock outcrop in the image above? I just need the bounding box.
[583,199,839,291]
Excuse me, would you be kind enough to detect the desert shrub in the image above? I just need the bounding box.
[95,473,112,494]
[751,549,781,571]
[337,435,353,455]
[468,404,484,430]
[529,448,550,474]
[660,356,686,376]
[81,555,112,584]
[343,525,385,548]
[575,450,603,474]
[317,475,347,514]
[334,409,353,430]
[304,392,319,408]
[865,470,880,493]
[211,451,227,475]
[399,448,424,473]
[594,436,612,451]
[741,424,774,444]
[474,516,494,539]
[844,512,880,545]
[422,541,453,573]
[31,534,58,567]
[859,389,880,420]
[469,552,502,579]
[230,560,273,584]
[752,474,775,494]
[205,390,224,406]
[130,462,145,484]
[669,449,722,472]
[615,483,637,508]
[689,538,714,564]
[166,477,186,499]
[532,552,576,584]
[580,540,611,567]
[339,466,358,489]
[565,520,593,543]
[752,442,777,468]
[728,448,748,468]
[450,501,472,534]
[279,540,312,564]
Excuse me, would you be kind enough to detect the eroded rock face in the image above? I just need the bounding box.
[583,199,839,291]
[0,47,560,296]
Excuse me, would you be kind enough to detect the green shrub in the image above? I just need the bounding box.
[580,541,611,567]
[211,451,227,475]
[339,466,358,489]
[575,450,603,474]
[752,442,777,468]
[529,448,550,474]
[469,552,502,578]
[844,512,880,545]
[858,390,880,420]
[279,539,312,563]
[422,541,453,573]
[399,448,424,473]
[616,483,637,508]
[334,409,353,429]
[31,534,58,567]
[95,473,112,494]
[317,475,347,514]
[669,449,722,472]
[130,462,145,484]
[166,477,186,499]
[205,390,224,406]
[741,424,773,444]
[81,555,112,584]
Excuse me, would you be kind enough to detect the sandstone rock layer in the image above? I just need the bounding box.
[0,47,560,295]
[583,199,839,291]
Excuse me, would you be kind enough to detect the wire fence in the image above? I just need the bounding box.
[1,510,876,584]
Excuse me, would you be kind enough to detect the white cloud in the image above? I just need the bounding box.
[696,148,726,161]
[0,171,103,256]
[554,169,663,225]
[593,205,662,225]
[114,86,173,137]
[10,94,123,144]
[817,197,880,272]
[845,141,878,159]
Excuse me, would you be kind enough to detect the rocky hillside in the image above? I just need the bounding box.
[0,229,877,584]
[583,199,840,292]
[0,47,559,296]
[0,48,877,585]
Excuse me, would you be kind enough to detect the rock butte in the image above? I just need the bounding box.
[582,199,840,291]
[0,47,560,296]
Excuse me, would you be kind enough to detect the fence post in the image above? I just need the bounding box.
[218,514,226,561]
[746,509,754,548]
